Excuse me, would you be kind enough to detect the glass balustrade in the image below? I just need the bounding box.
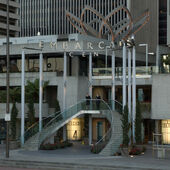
[92,66,159,77]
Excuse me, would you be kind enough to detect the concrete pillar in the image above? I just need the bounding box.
[21,50,25,145]
[89,53,92,97]
[112,50,115,110]
[89,115,92,145]
[128,49,131,120]
[63,52,67,111]
[39,53,43,132]
[63,52,67,141]
[63,125,67,141]
[71,56,79,76]
[156,45,160,73]
[132,46,136,143]
[44,56,48,71]
[25,57,29,72]
[123,43,127,108]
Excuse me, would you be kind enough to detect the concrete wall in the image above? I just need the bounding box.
[131,0,158,54]
[151,74,170,119]
[168,0,170,46]
[0,72,88,111]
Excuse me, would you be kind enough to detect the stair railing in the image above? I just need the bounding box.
[39,99,113,147]
[24,110,60,142]
[91,100,123,154]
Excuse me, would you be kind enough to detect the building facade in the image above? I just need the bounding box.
[0,0,20,37]
[0,0,170,151]
[19,0,128,37]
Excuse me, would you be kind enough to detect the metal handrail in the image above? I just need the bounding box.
[24,110,60,142]
[39,99,114,151]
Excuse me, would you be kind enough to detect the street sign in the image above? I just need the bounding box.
[5,114,11,121]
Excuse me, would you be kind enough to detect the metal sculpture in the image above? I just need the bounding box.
[66,5,149,43]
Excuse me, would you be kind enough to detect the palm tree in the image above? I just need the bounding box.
[25,79,49,127]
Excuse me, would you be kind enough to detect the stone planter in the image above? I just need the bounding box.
[10,140,20,150]
[120,147,130,156]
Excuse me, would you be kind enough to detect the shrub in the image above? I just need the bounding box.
[40,141,73,150]
[129,147,142,155]
[10,102,18,140]
[121,105,130,146]
[135,101,142,144]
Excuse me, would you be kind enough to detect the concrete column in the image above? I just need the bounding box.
[63,52,67,111]
[112,50,115,110]
[89,115,92,145]
[63,125,67,141]
[156,45,160,73]
[123,43,127,108]
[132,46,136,143]
[155,120,160,144]
[89,53,92,97]
[21,50,25,145]
[63,52,67,141]
[128,49,131,120]
[39,53,43,132]
[146,44,148,73]
[155,120,159,134]
[71,56,79,76]
[25,57,29,72]
[44,56,48,71]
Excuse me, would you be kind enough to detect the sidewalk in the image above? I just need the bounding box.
[0,143,170,170]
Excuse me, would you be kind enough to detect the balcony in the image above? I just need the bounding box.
[92,66,159,78]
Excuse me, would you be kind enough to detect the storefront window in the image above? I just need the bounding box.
[162,120,170,144]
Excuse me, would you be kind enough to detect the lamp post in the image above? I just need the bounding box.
[6,0,10,158]
[139,44,148,73]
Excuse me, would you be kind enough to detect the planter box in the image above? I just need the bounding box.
[10,141,20,150]
[157,148,165,159]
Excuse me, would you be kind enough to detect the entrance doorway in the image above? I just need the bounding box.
[97,122,103,141]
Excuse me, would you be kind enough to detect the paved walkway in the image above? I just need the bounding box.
[0,143,170,169]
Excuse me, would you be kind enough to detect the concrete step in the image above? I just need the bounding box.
[0,159,126,170]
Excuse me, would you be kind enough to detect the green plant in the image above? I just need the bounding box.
[0,87,21,103]
[10,102,18,140]
[135,101,142,144]
[27,100,36,127]
[121,105,130,146]
[55,99,60,113]
[129,146,142,155]
[40,141,73,150]
[25,79,49,127]
[25,79,49,103]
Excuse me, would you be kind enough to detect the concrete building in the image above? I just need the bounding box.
[19,0,127,37]
[0,0,169,154]
[0,0,20,37]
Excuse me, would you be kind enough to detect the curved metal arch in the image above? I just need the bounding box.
[99,5,133,41]
[66,11,87,35]
[80,5,115,40]
[66,5,150,43]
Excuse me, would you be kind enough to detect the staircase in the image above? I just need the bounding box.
[99,111,122,155]
[22,99,122,155]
